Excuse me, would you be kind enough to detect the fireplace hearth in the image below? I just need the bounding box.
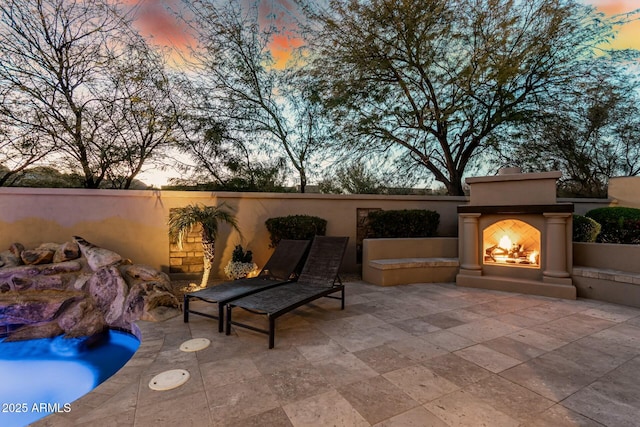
[456,169,576,299]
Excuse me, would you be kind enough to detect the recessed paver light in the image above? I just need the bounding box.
[179,338,211,352]
[148,369,190,391]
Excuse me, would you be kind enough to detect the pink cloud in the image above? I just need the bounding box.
[128,0,303,64]
[127,0,195,50]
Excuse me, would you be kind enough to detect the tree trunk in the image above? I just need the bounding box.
[443,169,465,196]
[200,257,212,289]
[200,235,215,289]
[299,168,307,193]
[445,179,465,197]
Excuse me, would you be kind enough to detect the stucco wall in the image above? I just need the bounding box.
[608,177,640,209]
[573,242,640,274]
[0,188,468,277]
[560,198,613,216]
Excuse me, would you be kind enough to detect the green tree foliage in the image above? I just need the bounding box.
[318,160,386,194]
[301,0,624,195]
[173,109,288,191]
[180,0,328,193]
[499,66,640,197]
[0,166,82,188]
[0,125,56,186]
[101,41,180,189]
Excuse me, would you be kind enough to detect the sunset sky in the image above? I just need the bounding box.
[585,0,640,50]
[126,0,303,68]
[126,0,639,187]
[127,0,640,65]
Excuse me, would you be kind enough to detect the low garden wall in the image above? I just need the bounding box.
[0,186,614,280]
[573,242,640,308]
[362,239,640,308]
[0,188,468,277]
[362,238,459,286]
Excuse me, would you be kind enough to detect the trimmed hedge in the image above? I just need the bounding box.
[585,207,640,244]
[572,214,601,242]
[366,209,440,238]
[265,215,327,247]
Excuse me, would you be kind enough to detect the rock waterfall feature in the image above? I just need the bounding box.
[0,237,180,341]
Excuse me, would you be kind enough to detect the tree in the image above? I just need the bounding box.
[0,0,176,188]
[100,40,179,189]
[301,0,621,195]
[0,125,56,186]
[172,95,288,192]
[0,166,82,187]
[500,64,640,197]
[318,160,386,194]
[168,203,240,288]
[180,0,325,192]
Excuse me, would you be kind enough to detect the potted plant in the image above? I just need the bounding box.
[168,203,240,289]
[224,245,258,280]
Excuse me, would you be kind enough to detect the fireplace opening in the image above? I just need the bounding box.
[483,219,540,268]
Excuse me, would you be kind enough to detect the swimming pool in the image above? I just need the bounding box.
[0,330,140,427]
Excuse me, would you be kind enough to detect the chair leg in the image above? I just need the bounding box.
[218,303,225,333]
[225,305,232,335]
[268,317,275,349]
[341,287,345,310]
[183,295,190,323]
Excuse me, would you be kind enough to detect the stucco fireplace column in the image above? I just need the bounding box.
[459,213,482,273]
[543,213,571,282]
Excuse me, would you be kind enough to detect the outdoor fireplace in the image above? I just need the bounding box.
[456,168,576,299]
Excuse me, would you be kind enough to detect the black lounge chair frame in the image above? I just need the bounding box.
[183,239,310,332]
[225,236,348,348]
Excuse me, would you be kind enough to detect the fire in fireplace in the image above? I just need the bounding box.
[483,219,540,268]
[456,168,576,299]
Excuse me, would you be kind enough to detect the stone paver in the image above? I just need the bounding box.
[31,281,640,426]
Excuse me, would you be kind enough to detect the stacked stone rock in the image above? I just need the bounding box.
[0,237,180,341]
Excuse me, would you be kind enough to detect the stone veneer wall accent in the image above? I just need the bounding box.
[168,221,204,274]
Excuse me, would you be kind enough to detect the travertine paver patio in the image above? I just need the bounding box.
[34,281,640,426]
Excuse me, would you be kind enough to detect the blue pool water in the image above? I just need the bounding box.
[0,330,139,427]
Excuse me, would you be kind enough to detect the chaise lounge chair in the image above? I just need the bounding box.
[183,239,311,332]
[225,236,349,348]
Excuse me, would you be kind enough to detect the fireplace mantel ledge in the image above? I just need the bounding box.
[457,204,573,214]
[466,171,562,184]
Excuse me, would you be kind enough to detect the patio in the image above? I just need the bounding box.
[34,280,640,426]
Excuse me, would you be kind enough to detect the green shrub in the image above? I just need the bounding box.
[265,215,327,247]
[231,245,253,263]
[585,207,640,244]
[572,214,601,242]
[366,209,439,238]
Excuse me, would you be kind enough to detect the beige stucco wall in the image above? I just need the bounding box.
[362,237,459,286]
[466,171,561,206]
[608,177,640,209]
[573,242,640,308]
[573,242,640,274]
[0,188,467,277]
